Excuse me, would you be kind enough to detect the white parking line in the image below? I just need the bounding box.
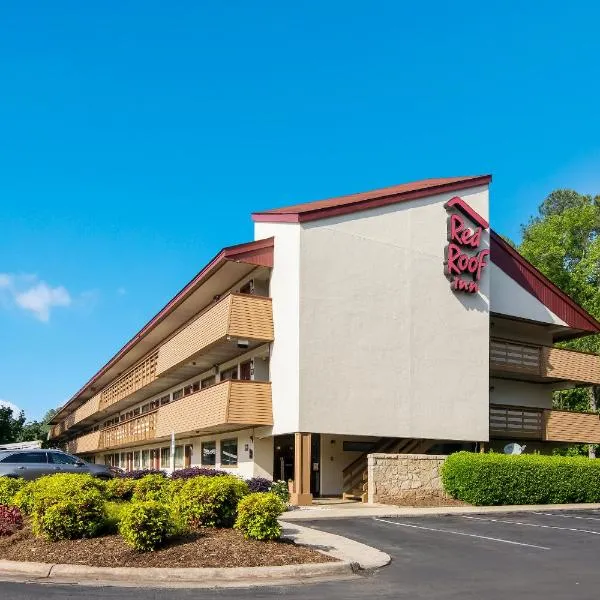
[373,518,550,550]
[462,515,600,536]
[532,512,600,522]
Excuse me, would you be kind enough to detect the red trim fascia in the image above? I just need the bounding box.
[252,176,492,223]
[444,196,489,229]
[490,231,600,333]
[58,238,274,416]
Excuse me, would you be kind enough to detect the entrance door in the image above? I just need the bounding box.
[273,434,320,497]
[273,434,295,483]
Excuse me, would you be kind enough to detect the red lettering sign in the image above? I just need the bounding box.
[443,198,489,294]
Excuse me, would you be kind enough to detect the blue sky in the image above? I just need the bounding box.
[1,2,600,420]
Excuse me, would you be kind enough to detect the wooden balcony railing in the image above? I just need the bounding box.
[99,352,159,411]
[98,411,158,450]
[489,404,544,439]
[65,380,273,453]
[155,293,273,376]
[544,409,600,443]
[490,404,600,444]
[154,380,273,438]
[490,339,600,385]
[66,431,101,454]
[541,347,600,385]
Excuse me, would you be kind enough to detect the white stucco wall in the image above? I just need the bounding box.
[254,222,302,435]
[490,263,566,326]
[295,186,491,442]
[489,378,554,409]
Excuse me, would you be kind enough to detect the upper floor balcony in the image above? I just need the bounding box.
[66,379,273,453]
[490,338,600,386]
[51,293,273,439]
[490,403,600,444]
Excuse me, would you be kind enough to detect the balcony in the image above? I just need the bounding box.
[96,293,273,413]
[71,380,272,453]
[99,411,158,450]
[490,339,600,385]
[51,293,274,439]
[66,431,101,454]
[490,404,600,444]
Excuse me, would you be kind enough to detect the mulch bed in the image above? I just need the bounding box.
[0,526,335,568]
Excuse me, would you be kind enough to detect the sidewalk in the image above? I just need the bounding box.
[281,501,600,520]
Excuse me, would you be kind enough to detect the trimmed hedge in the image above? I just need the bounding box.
[246,477,272,493]
[235,492,285,540]
[32,491,106,541]
[442,451,600,505]
[119,501,177,551]
[171,467,228,480]
[0,477,25,506]
[13,474,106,515]
[132,474,171,502]
[116,469,166,480]
[173,475,249,528]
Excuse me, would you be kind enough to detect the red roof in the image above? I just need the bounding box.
[252,175,492,223]
[490,231,600,335]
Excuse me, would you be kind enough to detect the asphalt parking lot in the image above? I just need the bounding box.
[3,510,600,599]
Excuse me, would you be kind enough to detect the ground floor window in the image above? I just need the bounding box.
[174,445,184,469]
[141,449,150,469]
[151,448,160,470]
[201,441,216,466]
[160,447,170,469]
[134,451,141,470]
[184,444,193,468]
[220,438,238,466]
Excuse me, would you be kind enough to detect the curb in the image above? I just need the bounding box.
[281,502,600,521]
[281,521,391,570]
[0,559,355,588]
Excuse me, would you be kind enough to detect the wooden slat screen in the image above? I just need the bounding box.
[98,411,158,450]
[490,339,541,374]
[489,404,543,439]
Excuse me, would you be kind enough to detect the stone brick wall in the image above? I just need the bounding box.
[367,453,449,505]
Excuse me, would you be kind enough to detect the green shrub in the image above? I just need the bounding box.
[119,501,176,551]
[103,501,130,534]
[173,475,249,528]
[132,474,171,502]
[442,451,600,506]
[270,480,290,504]
[14,474,106,515]
[105,478,136,501]
[235,492,285,540]
[32,490,106,541]
[0,477,25,506]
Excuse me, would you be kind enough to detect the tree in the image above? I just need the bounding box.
[0,406,26,444]
[518,189,600,457]
[17,409,58,444]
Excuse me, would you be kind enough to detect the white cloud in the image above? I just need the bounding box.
[0,273,72,322]
[0,399,22,416]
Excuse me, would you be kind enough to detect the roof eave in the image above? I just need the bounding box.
[252,175,492,223]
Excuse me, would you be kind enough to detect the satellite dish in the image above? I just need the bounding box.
[504,443,526,455]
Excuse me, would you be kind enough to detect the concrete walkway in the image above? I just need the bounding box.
[281,502,600,520]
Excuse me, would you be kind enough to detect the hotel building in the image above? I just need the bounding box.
[49,175,600,504]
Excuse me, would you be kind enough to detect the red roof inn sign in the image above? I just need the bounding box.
[443,197,490,294]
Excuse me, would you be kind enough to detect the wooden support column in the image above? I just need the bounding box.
[289,432,313,506]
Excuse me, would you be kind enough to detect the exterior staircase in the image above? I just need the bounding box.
[341,438,434,502]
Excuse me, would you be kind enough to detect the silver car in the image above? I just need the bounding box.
[0,449,114,480]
